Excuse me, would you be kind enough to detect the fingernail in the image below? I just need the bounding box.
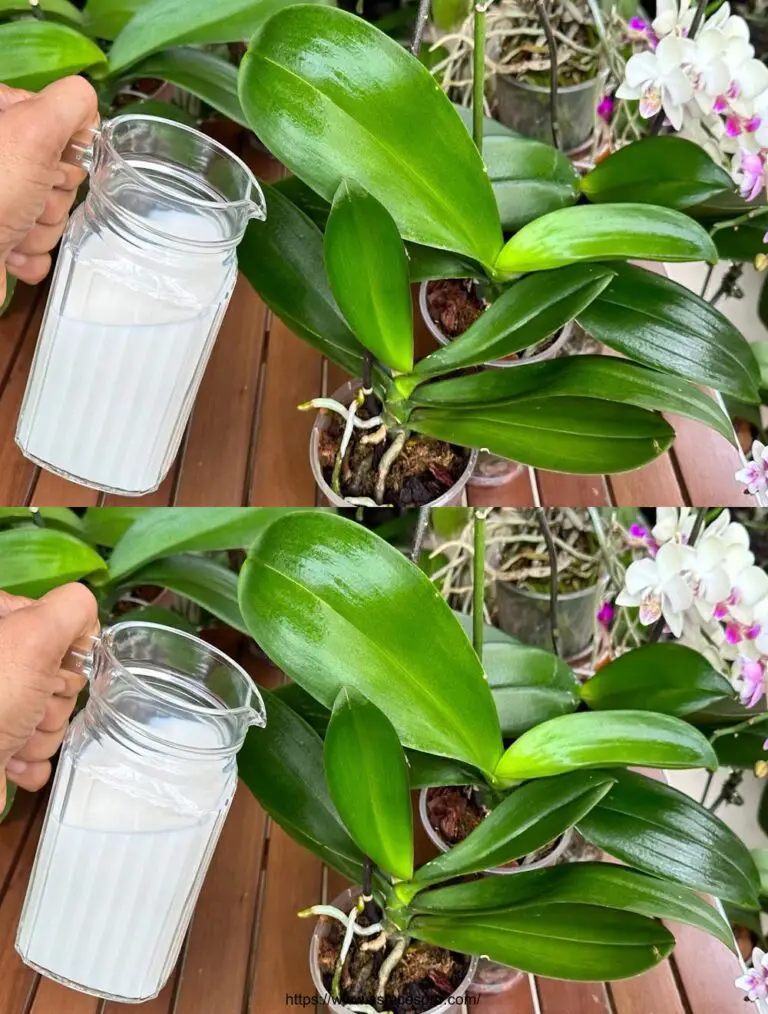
[6,251,27,268]
[6,758,27,775]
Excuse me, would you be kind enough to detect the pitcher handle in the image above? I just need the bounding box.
[61,126,100,174]
[62,633,100,681]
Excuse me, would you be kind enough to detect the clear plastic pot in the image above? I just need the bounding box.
[309,886,478,1013]
[310,379,477,507]
[495,578,601,662]
[495,74,600,153]
[418,790,574,995]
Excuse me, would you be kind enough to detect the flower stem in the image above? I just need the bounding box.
[472,509,489,660]
[472,3,487,151]
[410,507,432,564]
[535,507,561,657]
[535,0,561,150]
[410,0,431,56]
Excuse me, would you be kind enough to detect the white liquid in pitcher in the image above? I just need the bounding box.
[16,715,233,1002]
[16,208,235,494]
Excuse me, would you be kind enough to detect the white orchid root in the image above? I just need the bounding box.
[332,395,361,494]
[376,935,409,1011]
[375,429,409,505]
[297,397,383,430]
[332,906,360,998]
[299,900,387,1003]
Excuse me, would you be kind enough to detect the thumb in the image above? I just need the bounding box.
[0,76,99,171]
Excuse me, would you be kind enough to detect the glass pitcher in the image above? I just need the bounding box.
[15,621,266,1003]
[15,115,266,495]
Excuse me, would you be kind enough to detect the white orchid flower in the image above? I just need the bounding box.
[652,507,694,546]
[617,36,696,129]
[617,542,696,636]
[653,0,694,38]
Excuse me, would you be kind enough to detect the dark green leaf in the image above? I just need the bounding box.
[120,49,247,127]
[405,750,480,789]
[405,244,482,282]
[239,688,365,881]
[126,554,246,633]
[116,605,198,633]
[273,682,331,737]
[325,688,413,880]
[410,905,674,980]
[324,180,413,373]
[484,642,580,737]
[237,512,503,776]
[411,860,734,950]
[495,203,717,277]
[414,771,615,883]
[581,137,734,209]
[712,220,767,261]
[410,353,734,444]
[409,398,675,474]
[495,710,718,783]
[484,134,580,231]
[581,643,734,715]
[577,262,760,402]
[114,98,197,125]
[238,6,503,270]
[0,528,107,597]
[273,176,330,230]
[759,783,768,839]
[239,184,367,377]
[711,726,768,768]
[413,265,614,377]
[0,21,106,88]
[577,769,760,908]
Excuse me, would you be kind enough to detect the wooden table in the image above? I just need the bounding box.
[0,142,755,509]
[0,648,756,1014]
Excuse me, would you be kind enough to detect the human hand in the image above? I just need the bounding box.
[0,584,99,811]
[0,76,99,304]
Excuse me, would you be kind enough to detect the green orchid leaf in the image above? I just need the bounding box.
[81,507,146,547]
[581,643,734,716]
[484,642,580,737]
[116,605,198,633]
[452,103,519,137]
[411,861,734,950]
[0,0,82,24]
[82,0,150,39]
[413,265,614,378]
[115,98,198,125]
[273,176,331,230]
[239,688,365,882]
[237,512,503,777]
[108,507,312,582]
[0,21,106,89]
[238,6,503,270]
[119,48,247,127]
[124,555,246,633]
[0,528,107,597]
[577,769,760,909]
[324,180,413,374]
[405,750,481,789]
[410,354,734,443]
[325,688,413,880]
[410,905,674,980]
[0,781,16,823]
[409,398,675,474]
[711,726,768,768]
[484,134,580,231]
[495,710,718,784]
[1,273,16,316]
[495,204,717,277]
[405,244,483,282]
[238,183,368,378]
[415,771,615,883]
[581,137,734,209]
[0,507,84,536]
[711,219,768,261]
[109,0,333,73]
[273,683,331,738]
[577,262,760,402]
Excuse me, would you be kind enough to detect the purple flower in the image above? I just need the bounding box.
[628,15,647,30]
[738,152,765,202]
[713,602,729,620]
[629,523,648,540]
[725,622,742,645]
[736,948,768,1000]
[735,658,765,708]
[597,601,615,627]
[736,440,768,493]
[597,95,614,122]
[746,116,762,133]
[713,95,728,113]
[725,116,741,137]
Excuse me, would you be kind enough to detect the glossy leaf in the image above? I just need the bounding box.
[411,861,734,950]
[0,0,82,24]
[109,0,332,73]
[577,769,760,908]
[410,354,734,443]
[581,643,734,716]
[414,265,614,378]
[414,771,615,883]
[0,21,106,89]
[238,6,503,270]
[324,181,413,373]
[710,726,768,768]
[405,750,481,789]
[409,398,675,474]
[495,710,717,784]
[81,507,145,547]
[238,184,367,378]
[577,262,760,402]
[238,512,503,776]
[108,507,309,581]
[125,554,247,633]
[273,176,331,230]
[0,507,84,536]
[405,244,482,282]
[273,683,331,738]
[410,905,674,980]
[238,688,365,882]
[484,642,580,737]
[83,0,150,39]
[712,219,767,261]
[484,134,580,231]
[325,688,413,880]
[581,137,734,209]
[0,529,107,597]
[121,49,247,127]
[495,203,717,277]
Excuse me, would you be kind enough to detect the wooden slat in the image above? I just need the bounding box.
[101,468,178,507]
[174,785,268,1014]
[0,792,38,899]
[537,471,612,507]
[477,978,536,1013]
[103,967,181,1014]
[608,452,687,507]
[28,979,100,1014]
[670,414,755,506]
[0,298,45,504]
[669,921,746,1014]
[173,276,269,506]
[247,318,323,506]
[246,826,323,1013]
[0,806,45,1014]
[608,960,686,1014]
[536,978,611,1014]
[0,283,37,383]
[29,471,101,508]
[468,467,535,507]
